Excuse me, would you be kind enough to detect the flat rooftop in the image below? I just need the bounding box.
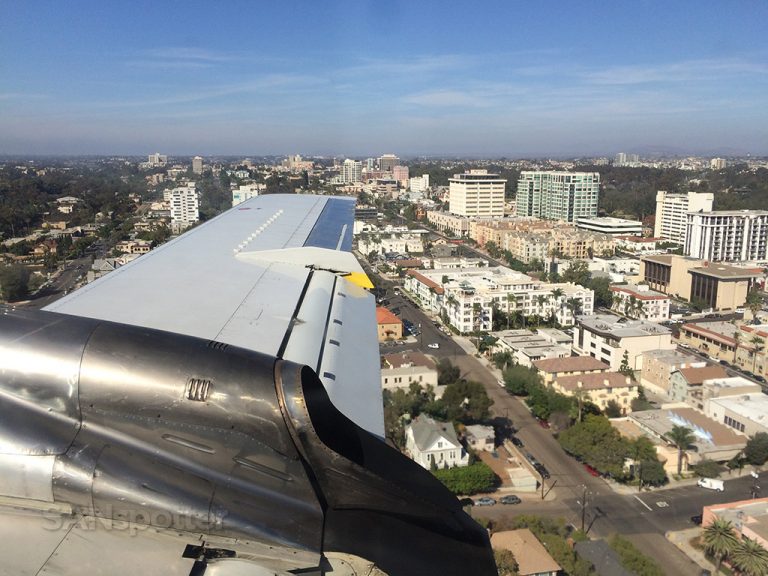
[690,263,760,280]
[630,406,747,449]
[708,394,768,427]
[534,355,611,374]
[578,313,672,338]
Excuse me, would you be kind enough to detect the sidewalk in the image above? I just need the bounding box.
[666,527,716,573]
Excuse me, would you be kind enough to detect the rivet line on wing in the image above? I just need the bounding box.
[233,209,285,253]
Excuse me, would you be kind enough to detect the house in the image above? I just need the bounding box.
[490,529,561,576]
[551,372,639,413]
[533,355,611,385]
[381,351,441,397]
[464,424,495,452]
[668,365,729,404]
[376,307,403,341]
[405,415,468,470]
[640,349,706,395]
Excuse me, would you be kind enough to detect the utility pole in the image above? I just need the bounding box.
[579,485,589,533]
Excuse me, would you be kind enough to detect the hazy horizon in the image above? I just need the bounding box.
[2,1,767,157]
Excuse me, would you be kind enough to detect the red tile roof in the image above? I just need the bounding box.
[678,365,728,385]
[405,269,444,294]
[376,307,401,325]
[533,356,611,373]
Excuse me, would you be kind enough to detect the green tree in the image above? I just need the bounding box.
[744,432,768,466]
[432,462,498,494]
[0,265,31,302]
[631,386,653,412]
[608,534,664,576]
[604,399,622,418]
[667,425,696,476]
[693,458,723,478]
[503,364,540,396]
[619,351,634,378]
[745,289,764,323]
[561,260,591,286]
[437,359,461,387]
[730,537,768,576]
[749,335,765,374]
[702,518,739,574]
[493,549,519,576]
[441,379,493,423]
[638,459,666,487]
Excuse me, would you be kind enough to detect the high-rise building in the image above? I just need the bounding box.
[232,183,266,206]
[685,210,768,262]
[147,152,168,167]
[654,191,714,245]
[448,169,506,218]
[170,183,200,232]
[515,171,599,223]
[710,158,727,170]
[409,174,430,193]
[341,159,362,183]
[378,154,399,172]
[192,156,204,174]
[392,165,409,187]
[614,153,627,166]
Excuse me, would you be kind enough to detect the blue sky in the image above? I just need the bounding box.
[1,1,767,156]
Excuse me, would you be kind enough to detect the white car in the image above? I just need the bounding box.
[427,343,440,349]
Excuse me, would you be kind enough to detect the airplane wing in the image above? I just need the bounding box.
[0,194,496,576]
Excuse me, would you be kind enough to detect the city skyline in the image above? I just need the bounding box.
[2,1,767,156]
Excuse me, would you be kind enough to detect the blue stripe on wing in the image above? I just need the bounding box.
[304,198,355,251]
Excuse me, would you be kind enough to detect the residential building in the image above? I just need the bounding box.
[614,152,628,166]
[169,183,200,233]
[552,371,639,413]
[490,529,561,576]
[691,375,762,412]
[381,351,440,396]
[357,231,426,256]
[614,235,662,253]
[654,191,714,245]
[515,171,599,223]
[146,152,168,167]
[640,349,706,395]
[114,240,152,255]
[192,156,203,174]
[448,170,506,218]
[710,158,727,170]
[491,329,571,367]
[409,174,430,193]
[340,159,362,183]
[686,210,768,262]
[702,498,768,552]
[641,254,758,311]
[231,183,266,206]
[405,266,594,333]
[706,393,768,436]
[610,283,670,322]
[464,425,495,453]
[533,356,611,385]
[677,321,740,363]
[426,211,470,236]
[668,365,729,404]
[378,154,399,172]
[376,307,402,341]
[55,196,82,214]
[405,415,469,470]
[733,324,768,378]
[576,216,642,237]
[572,313,675,371]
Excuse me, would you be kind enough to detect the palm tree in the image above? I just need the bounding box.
[566,297,582,325]
[733,327,743,367]
[506,293,515,329]
[535,294,549,316]
[551,287,565,319]
[749,336,765,374]
[702,518,739,574]
[745,289,763,324]
[667,425,696,476]
[634,299,645,320]
[730,536,768,576]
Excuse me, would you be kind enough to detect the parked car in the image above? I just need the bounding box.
[584,464,601,477]
[500,495,521,505]
[690,514,703,525]
[756,375,766,384]
[427,343,440,349]
[719,360,729,366]
[459,497,475,507]
[497,379,505,387]
[535,463,550,479]
[510,436,523,447]
[475,497,496,506]
[524,452,537,464]
[537,418,550,429]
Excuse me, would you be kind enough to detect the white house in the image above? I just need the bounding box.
[405,415,469,470]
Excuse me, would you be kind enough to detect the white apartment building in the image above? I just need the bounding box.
[654,191,714,245]
[357,232,425,256]
[515,171,599,222]
[710,158,727,170]
[405,266,594,333]
[381,351,441,397]
[409,174,430,193]
[147,152,167,167]
[706,393,768,437]
[170,183,200,233]
[426,211,470,236]
[192,156,204,175]
[448,170,506,218]
[685,210,768,262]
[341,159,362,183]
[576,217,642,237]
[572,313,675,371]
[610,283,670,322]
[231,183,266,206]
